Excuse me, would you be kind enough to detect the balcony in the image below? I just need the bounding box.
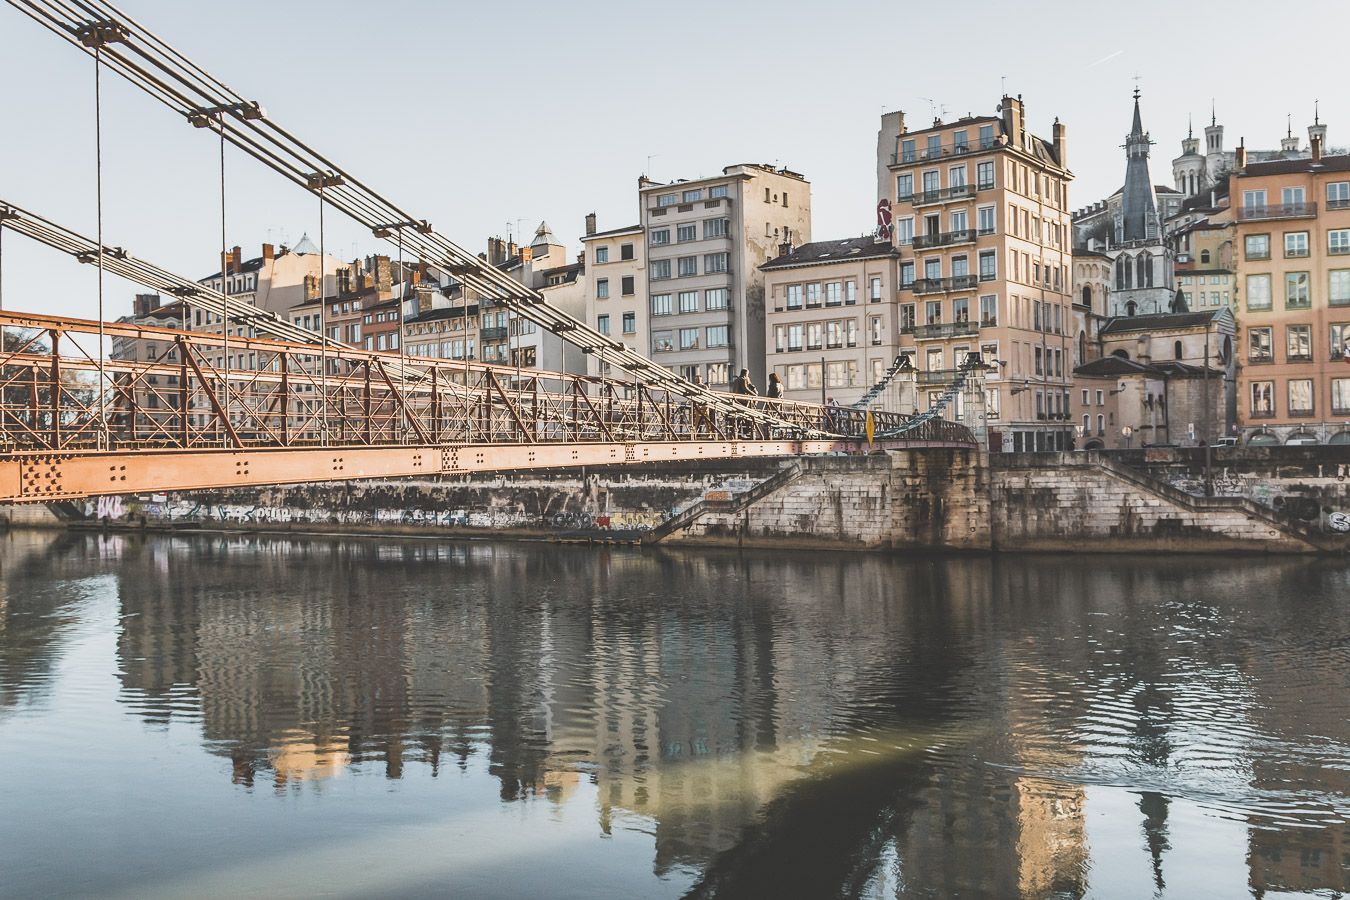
[890,138,998,166]
[912,228,977,250]
[912,275,980,294]
[916,368,967,385]
[911,184,978,207]
[1329,197,1350,210]
[914,321,980,340]
[1249,408,1276,419]
[900,323,917,334]
[480,326,508,340]
[1236,202,1318,222]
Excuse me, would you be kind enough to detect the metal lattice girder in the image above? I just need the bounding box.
[0,310,971,459]
[3,0,825,435]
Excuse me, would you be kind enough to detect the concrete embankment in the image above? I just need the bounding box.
[8,449,1348,554]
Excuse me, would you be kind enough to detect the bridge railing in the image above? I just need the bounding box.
[0,312,972,451]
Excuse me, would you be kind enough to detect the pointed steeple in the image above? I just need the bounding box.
[1120,89,1158,243]
[1211,99,1216,127]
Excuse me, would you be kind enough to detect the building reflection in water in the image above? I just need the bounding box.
[3,530,1346,898]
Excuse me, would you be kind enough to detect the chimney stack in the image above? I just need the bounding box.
[1312,134,1323,162]
[230,245,242,274]
[1001,94,1025,148]
[261,242,274,263]
[374,255,393,293]
[133,293,161,317]
[1235,140,1247,170]
[1052,117,1067,168]
[585,212,597,236]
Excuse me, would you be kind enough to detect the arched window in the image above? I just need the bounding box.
[1174,340,1183,360]
[1078,331,1087,365]
[1137,252,1152,288]
[1125,300,1138,316]
[1115,260,1126,290]
[1113,349,1130,360]
[1200,249,1210,264]
[1082,285,1092,307]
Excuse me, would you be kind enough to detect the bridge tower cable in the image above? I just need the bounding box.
[3,0,822,437]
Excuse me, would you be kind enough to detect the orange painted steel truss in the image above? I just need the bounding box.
[0,311,975,501]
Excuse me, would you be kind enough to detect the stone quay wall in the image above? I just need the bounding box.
[8,448,1347,554]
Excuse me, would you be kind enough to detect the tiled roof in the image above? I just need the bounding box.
[1239,154,1350,177]
[761,236,898,270]
[1075,356,1220,378]
[1099,310,1224,334]
[582,224,642,240]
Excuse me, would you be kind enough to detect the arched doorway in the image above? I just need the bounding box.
[1286,431,1319,445]
[1329,431,1350,445]
[1246,432,1279,447]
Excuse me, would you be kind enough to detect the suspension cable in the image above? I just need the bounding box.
[318,181,328,446]
[218,112,230,430]
[94,43,108,449]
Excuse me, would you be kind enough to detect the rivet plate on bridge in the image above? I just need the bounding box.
[20,455,71,498]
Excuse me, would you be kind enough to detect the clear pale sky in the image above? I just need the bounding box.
[0,0,1344,321]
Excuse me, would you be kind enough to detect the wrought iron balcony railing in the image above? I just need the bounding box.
[1236,202,1318,222]
[912,228,977,250]
[914,320,980,340]
[910,184,978,207]
[912,275,980,295]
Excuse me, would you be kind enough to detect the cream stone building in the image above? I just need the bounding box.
[580,215,645,380]
[878,93,1074,451]
[640,164,811,389]
[761,236,903,408]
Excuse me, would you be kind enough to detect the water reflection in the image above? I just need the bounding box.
[0,530,1347,898]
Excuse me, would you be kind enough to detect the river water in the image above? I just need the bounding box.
[0,530,1346,899]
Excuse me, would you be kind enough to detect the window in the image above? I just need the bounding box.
[678,291,698,313]
[949,165,967,188]
[679,327,700,350]
[1249,327,1272,362]
[901,138,916,163]
[806,283,821,307]
[652,330,674,352]
[622,312,635,334]
[710,184,728,199]
[1287,324,1312,361]
[1335,378,1350,414]
[895,218,914,246]
[926,134,942,158]
[1282,186,1306,206]
[953,297,970,323]
[870,276,882,302]
[979,123,994,149]
[651,259,672,280]
[900,304,916,332]
[786,285,802,309]
[677,223,697,243]
[1242,189,1267,210]
[1333,270,1350,306]
[978,250,996,281]
[704,253,729,274]
[977,161,995,190]
[705,288,729,310]
[620,243,634,260]
[900,261,915,288]
[1289,379,1314,415]
[1330,230,1350,255]
[597,314,610,335]
[651,293,672,316]
[1285,232,1310,258]
[977,206,995,235]
[621,276,635,296]
[787,324,803,351]
[845,281,857,305]
[650,229,670,246]
[657,193,677,207]
[704,218,729,239]
[807,322,823,350]
[595,246,609,264]
[1286,272,1311,309]
[870,316,883,345]
[1245,234,1270,260]
[676,256,697,277]
[922,170,940,195]
[979,295,998,327]
[682,189,702,203]
[826,320,843,348]
[1247,274,1272,311]
[1250,381,1275,417]
[707,363,730,385]
[825,282,842,306]
[596,278,610,299]
[896,173,913,200]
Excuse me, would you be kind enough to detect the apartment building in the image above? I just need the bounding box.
[580,214,645,379]
[761,236,902,407]
[1232,138,1350,445]
[879,95,1073,451]
[640,164,810,388]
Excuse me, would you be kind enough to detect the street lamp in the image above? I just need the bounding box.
[1122,424,1134,449]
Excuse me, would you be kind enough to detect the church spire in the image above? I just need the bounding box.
[1120,89,1158,244]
